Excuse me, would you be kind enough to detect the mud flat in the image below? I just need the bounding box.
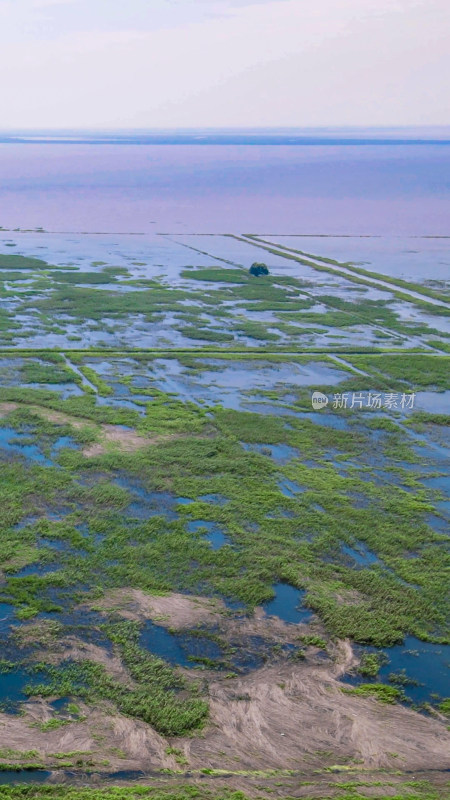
[0,233,448,800]
[0,591,449,798]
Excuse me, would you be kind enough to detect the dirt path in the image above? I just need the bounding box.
[62,354,98,393]
[243,235,450,310]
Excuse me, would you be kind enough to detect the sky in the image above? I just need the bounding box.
[0,0,449,129]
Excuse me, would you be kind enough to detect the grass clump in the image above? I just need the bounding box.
[27,622,208,736]
[343,683,405,704]
[357,652,388,678]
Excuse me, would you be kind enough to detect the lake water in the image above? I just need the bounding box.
[0,131,449,234]
[345,637,450,706]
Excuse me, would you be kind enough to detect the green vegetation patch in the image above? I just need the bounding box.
[19,362,75,385]
[343,683,405,704]
[345,354,450,390]
[0,255,54,270]
[27,624,208,736]
[181,267,248,283]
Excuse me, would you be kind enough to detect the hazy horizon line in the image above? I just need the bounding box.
[1,127,449,147]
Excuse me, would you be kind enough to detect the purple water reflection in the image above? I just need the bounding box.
[0,141,448,234]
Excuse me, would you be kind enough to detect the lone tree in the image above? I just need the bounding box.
[249,262,269,276]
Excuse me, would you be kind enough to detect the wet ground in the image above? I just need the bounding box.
[0,230,448,351]
[344,637,450,706]
[0,231,448,783]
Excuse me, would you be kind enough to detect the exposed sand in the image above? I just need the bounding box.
[0,401,179,456]
[2,585,449,794]
[1,651,448,783]
[0,590,450,797]
[0,702,176,772]
[184,660,450,772]
[93,588,227,627]
[79,590,450,774]
[81,424,168,457]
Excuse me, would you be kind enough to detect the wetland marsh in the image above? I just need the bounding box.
[0,228,448,800]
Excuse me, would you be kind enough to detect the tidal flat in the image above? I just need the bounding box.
[0,231,448,800]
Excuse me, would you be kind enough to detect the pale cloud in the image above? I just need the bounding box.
[0,0,448,127]
[0,0,74,10]
[30,0,76,7]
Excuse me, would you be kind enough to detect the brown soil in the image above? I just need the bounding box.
[0,702,175,772]
[48,637,132,684]
[184,660,450,772]
[93,588,334,659]
[1,596,449,795]
[81,424,170,457]
[80,591,450,776]
[92,588,227,627]
[0,401,178,456]
[1,649,448,794]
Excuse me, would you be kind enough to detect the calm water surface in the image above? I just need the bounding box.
[0,134,449,234]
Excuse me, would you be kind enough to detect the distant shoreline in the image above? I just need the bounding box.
[1,128,450,146]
